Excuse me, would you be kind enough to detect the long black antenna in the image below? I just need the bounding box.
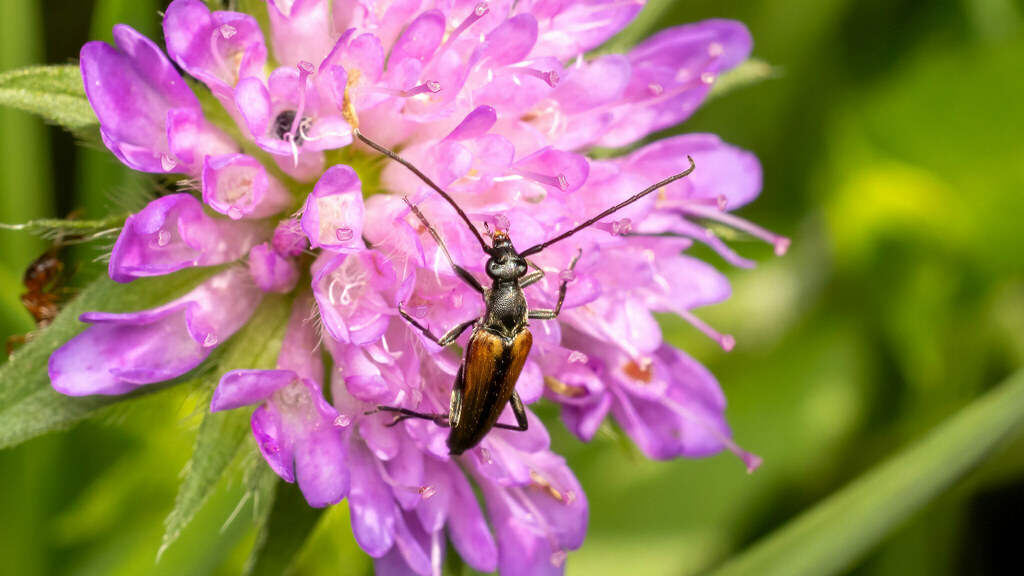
[355,130,491,254]
[520,156,696,257]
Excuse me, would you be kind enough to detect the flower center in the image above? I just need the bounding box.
[273,110,312,145]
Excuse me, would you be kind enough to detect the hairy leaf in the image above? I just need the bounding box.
[245,477,325,576]
[0,65,96,132]
[159,294,291,557]
[0,267,217,448]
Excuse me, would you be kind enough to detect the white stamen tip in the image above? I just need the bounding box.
[568,350,588,363]
[558,269,576,282]
[545,70,560,87]
[227,206,244,220]
[154,229,171,248]
[774,237,791,256]
[701,72,716,85]
[474,2,489,16]
[219,24,237,39]
[716,195,729,210]
[550,551,568,568]
[419,485,437,499]
[425,80,441,93]
[648,82,664,96]
[612,218,632,236]
[480,447,493,464]
[720,334,735,352]
[743,452,763,473]
[556,173,569,191]
[334,414,351,428]
[298,60,315,74]
[335,227,354,242]
[203,333,219,348]
[160,154,178,172]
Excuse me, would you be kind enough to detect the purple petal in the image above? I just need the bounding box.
[624,133,762,210]
[384,438,426,511]
[313,252,395,346]
[632,18,752,72]
[599,20,753,148]
[374,546,427,576]
[202,154,291,219]
[212,369,296,411]
[445,105,497,141]
[391,510,433,576]
[512,147,590,194]
[276,291,325,384]
[108,194,263,283]
[388,10,445,67]
[165,108,238,174]
[653,254,731,310]
[478,14,538,66]
[252,404,295,482]
[301,165,365,251]
[81,25,199,173]
[348,442,397,557]
[265,0,334,67]
[50,268,261,396]
[234,76,272,140]
[447,464,498,572]
[248,243,299,293]
[49,300,198,396]
[164,0,267,98]
[552,55,630,115]
[530,0,645,60]
[294,426,349,507]
[272,217,309,256]
[415,458,453,533]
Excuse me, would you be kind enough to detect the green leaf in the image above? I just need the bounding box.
[0,65,97,132]
[159,294,291,558]
[707,58,780,102]
[709,368,1024,576]
[244,476,325,576]
[0,267,217,448]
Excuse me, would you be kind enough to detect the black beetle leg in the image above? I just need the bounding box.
[519,269,545,288]
[491,391,529,432]
[368,406,451,428]
[398,304,478,347]
[403,197,485,294]
[528,249,582,320]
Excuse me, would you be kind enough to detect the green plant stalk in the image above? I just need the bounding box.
[710,368,1024,576]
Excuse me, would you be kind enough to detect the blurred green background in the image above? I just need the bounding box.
[2,0,1024,574]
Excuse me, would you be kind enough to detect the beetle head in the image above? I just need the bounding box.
[486,231,527,281]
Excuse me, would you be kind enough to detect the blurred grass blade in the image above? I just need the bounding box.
[0,65,97,132]
[245,477,325,576]
[0,267,216,448]
[710,368,1024,576]
[159,294,290,558]
[707,58,780,102]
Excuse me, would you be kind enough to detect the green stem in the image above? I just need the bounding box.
[710,368,1024,576]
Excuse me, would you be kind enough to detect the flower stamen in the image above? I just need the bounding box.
[443,2,490,47]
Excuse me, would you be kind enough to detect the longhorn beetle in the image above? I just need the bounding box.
[356,130,695,455]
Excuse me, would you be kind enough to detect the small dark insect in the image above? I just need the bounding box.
[6,235,77,355]
[357,131,695,455]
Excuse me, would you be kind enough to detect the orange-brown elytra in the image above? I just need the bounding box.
[356,130,696,455]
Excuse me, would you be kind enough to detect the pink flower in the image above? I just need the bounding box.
[52,0,785,572]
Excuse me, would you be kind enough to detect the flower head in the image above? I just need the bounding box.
[52,0,784,572]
